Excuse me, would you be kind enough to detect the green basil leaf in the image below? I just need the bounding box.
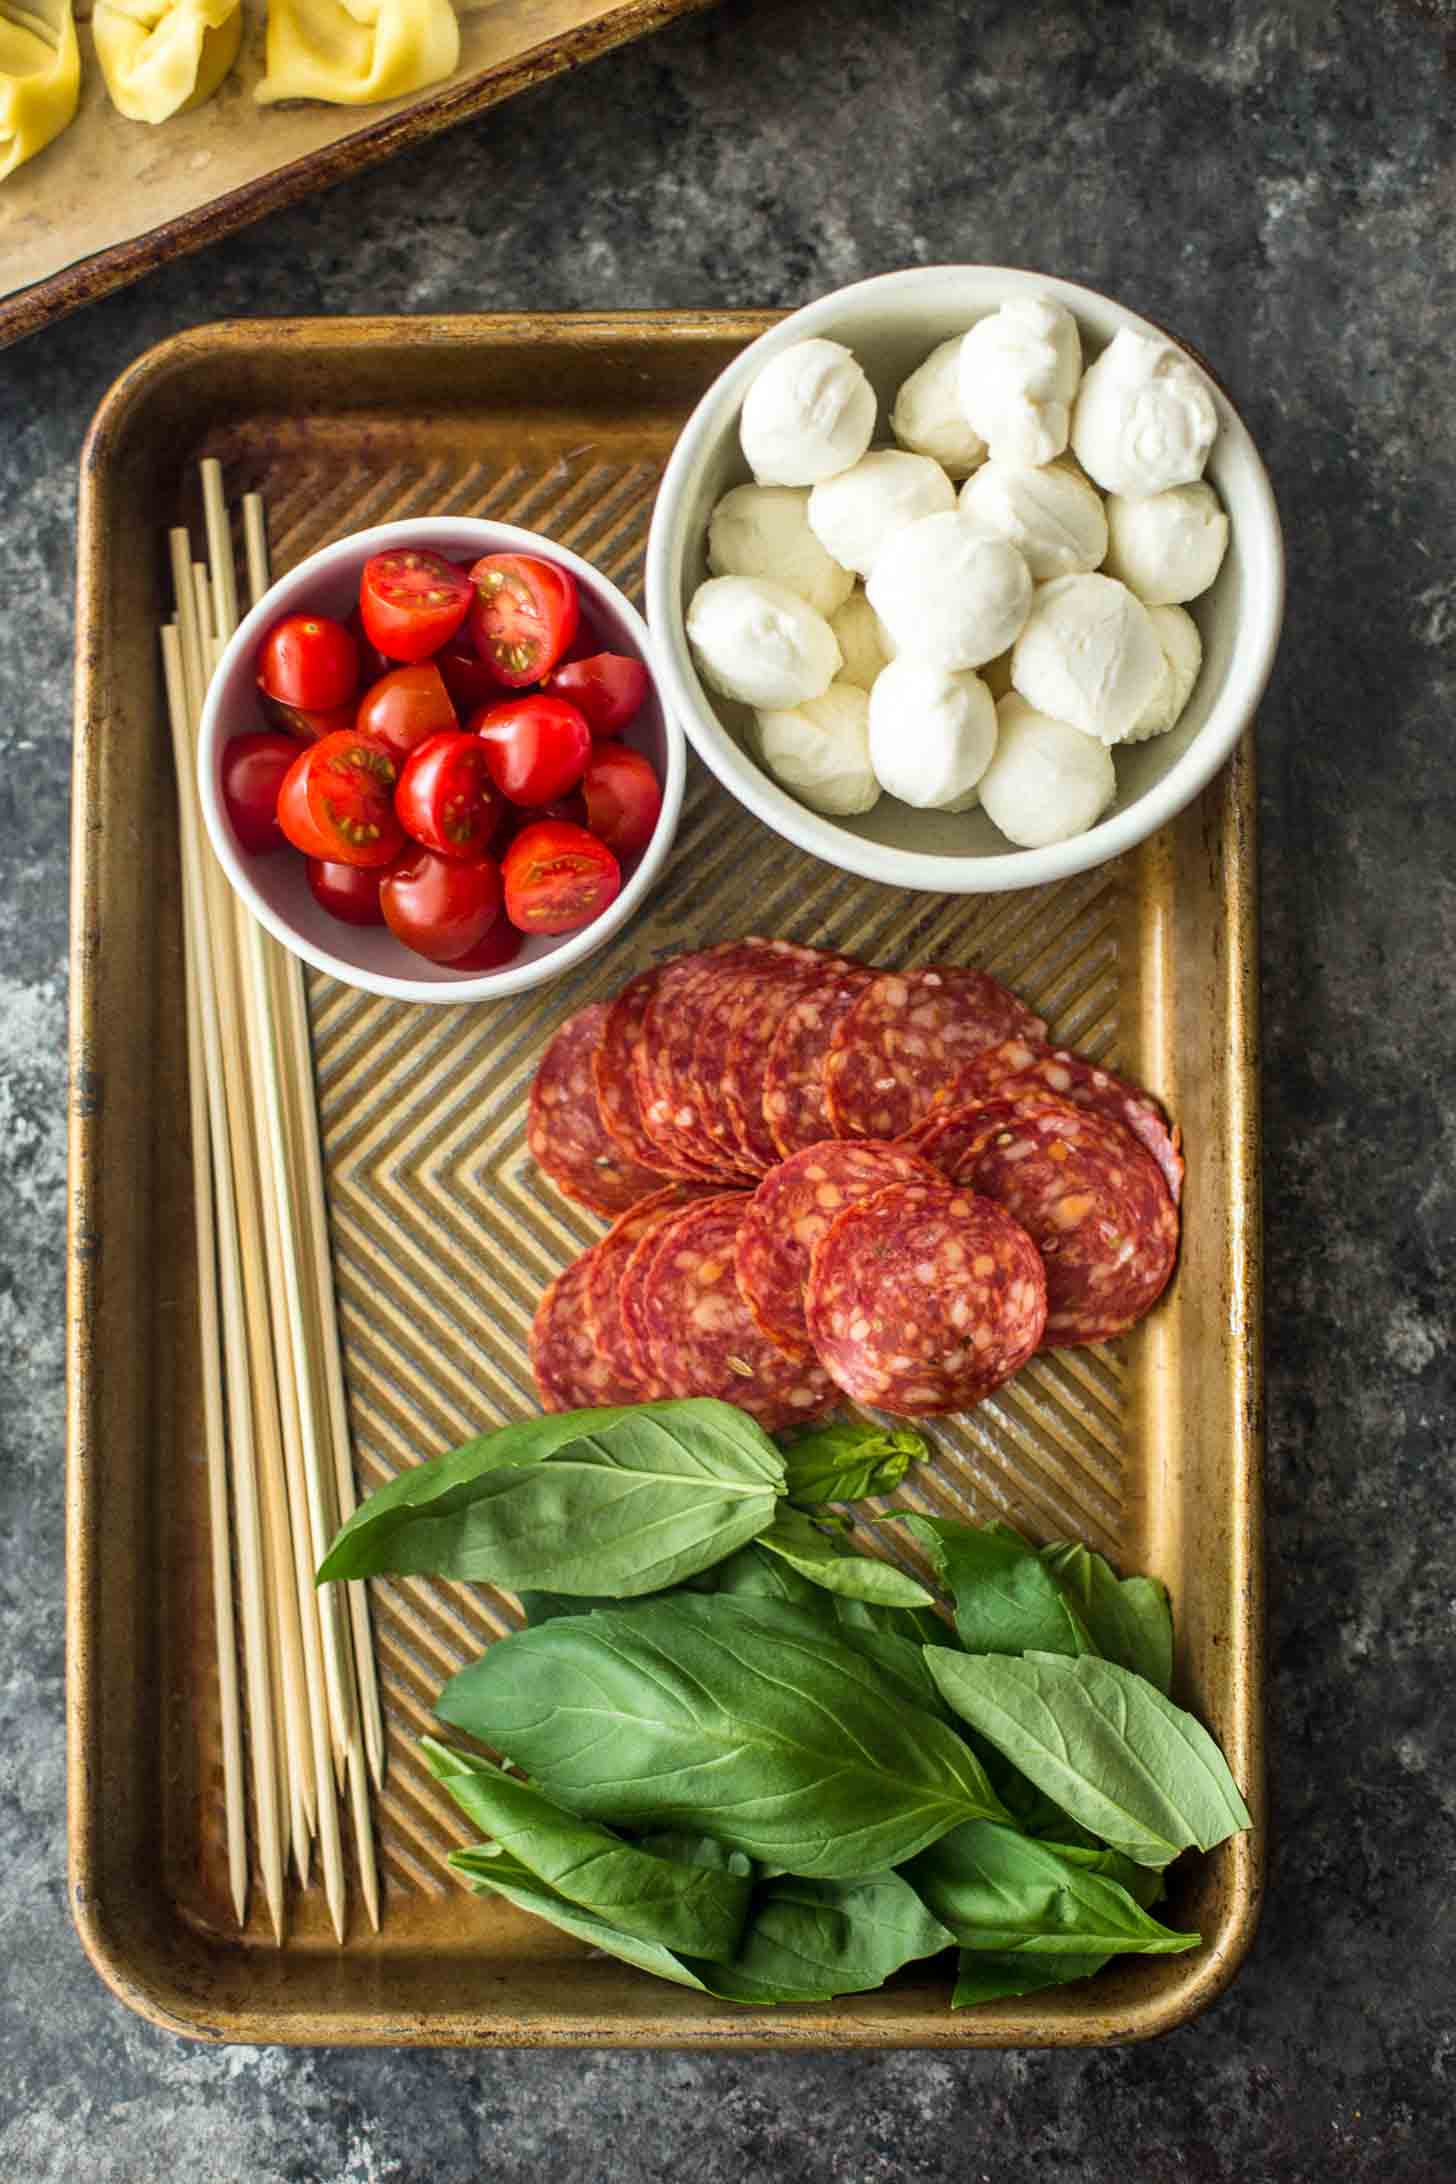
[634,1832,754,1880]
[685,1872,954,2005]
[439,1596,1009,1877]
[952,1949,1108,2007]
[712,1541,824,1606]
[1039,1543,1174,1693]
[757,1508,937,1608]
[422,1738,752,1960]
[907,1821,1199,1955]
[926,1650,1252,1868]
[705,1567,952,1722]
[452,1846,708,1992]
[779,1421,927,1507]
[894,1515,1095,1658]
[318,1400,784,1594]
[1038,1839,1168,1910]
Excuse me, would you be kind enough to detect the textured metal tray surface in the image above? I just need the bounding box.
[69,315,1264,2047]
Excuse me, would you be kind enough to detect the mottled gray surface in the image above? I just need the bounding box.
[3,0,1455,2177]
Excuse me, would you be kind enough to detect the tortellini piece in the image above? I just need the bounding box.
[257,0,459,106]
[93,0,241,126]
[1,0,79,180]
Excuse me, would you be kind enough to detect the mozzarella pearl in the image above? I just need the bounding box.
[890,335,988,478]
[754,682,880,816]
[830,588,895,691]
[807,450,956,580]
[958,296,1083,468]
[979,693,1117,848]
[1071,329,1217,499]
[1125,605,1203,742]
[739,339,877,488]
[867,512,1032,672]
[867,658,997,811]
[960,457,1108,582]
[686,576,841,709]
[1010,573,1167,745]
[707,483,855,621]
[1103,481,1229,605]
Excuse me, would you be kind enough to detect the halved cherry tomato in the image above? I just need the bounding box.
[257,613,359,712]
[435,638,505,714]
[395,731,504,859]
[346,606,396,686]
[276,731,403,868]
[449,919,526,972]
[222,732,298,855]
[360,550,472,663]
[356,661,458,760]
[381,848,504,964]
[544,652,650,737]
[582,745,663,855]
[259,692,358,743]
[467,553,579,688]
[308,858,386,926]
[473,694,591,807]
[502,820,620,935]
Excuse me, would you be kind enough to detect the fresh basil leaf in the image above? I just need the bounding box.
[685,1871,954,2005]
[635,1832,754,1880]
[423,1738,752,1960]
[758,1508,937,1609]
[952,1950,1108,2007]
[318,1400,784,1594]
[439,1596,1009,1877]
[907,1821,1199,1955]
[1038,1839,1168,1911]
[452,1846,708,1992]
[712,1541,823,1606]
[779,1421,927,1507]
[1039,1543,1174,1693]
[925,1650,1251,1868]
[706,1568,952,1722]
[894,1515,1095,1658]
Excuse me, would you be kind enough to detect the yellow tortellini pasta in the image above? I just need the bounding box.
[0,0,79,179]
[93,0,241,126]
[256,0,458,107]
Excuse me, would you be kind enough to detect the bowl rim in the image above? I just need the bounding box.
[198,515,684,1003]
[645,264,1284,895]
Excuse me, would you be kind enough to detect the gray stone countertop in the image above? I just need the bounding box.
[3,1,1455,2176]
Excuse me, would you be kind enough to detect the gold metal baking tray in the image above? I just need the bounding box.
[68,313,1264,2046]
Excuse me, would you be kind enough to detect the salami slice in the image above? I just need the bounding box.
[804,1179,1047,1416]
[736,1139,941,1359]
[938,1037,1184,1206]
[719,944,856,1172]
[638,947,757,1178]
[639,1195,836,1430]
[583,1184,717,1395]
[530,1251,634,1411]
[823,966,1048,1141]
[595,969,704,1181]
[528,1003,669,1217]
[906,1095,1179,1347]
[675,940,804,1173]
[762,962,876,1159]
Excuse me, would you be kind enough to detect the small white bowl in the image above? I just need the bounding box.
[646,266,1283,894]
[199,518,683,1003]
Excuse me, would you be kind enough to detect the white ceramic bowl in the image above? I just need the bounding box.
[199,518,683,1003]
[646,266,1283,894]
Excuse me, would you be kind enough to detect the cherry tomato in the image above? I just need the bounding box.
[435,637,505,714]
[257,613,359,712]
[582,745,663,855]
[222,732,298,855]
[502,820,620,935]
[473,694,592,807]
[544,652,650,737]
[356,661,458,760]
[276,731,404,868]
[307,859,386,926]
[449,919,526,972]
[467,553,579,688]
[381,848,504,964]
[258,692,358,743]
[360,550,472,663]
[394,731,504,859]
[531,792,589,829]
[346,606,396,686]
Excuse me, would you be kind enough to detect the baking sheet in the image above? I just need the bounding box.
[68,311,1264,2046]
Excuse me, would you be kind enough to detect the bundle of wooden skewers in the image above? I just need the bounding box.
[162,460,384,1944]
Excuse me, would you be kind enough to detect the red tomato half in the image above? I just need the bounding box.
[360,550,472,663]
[582,745,663,855]
[467,553,579,688]
[395,731,503,859]
[449,919,525,971]
[435,638,505,714]
[258,614,359,712]
[544,652,650,737]
[381,848,504,964]
[258,692,358,743]
[346,606,397,686]
[356,661,458,760]
[222,732,298,855]
[473,694,591,807]
[502,820,620,935]
[276,731,403,868]
[308,859,386,926]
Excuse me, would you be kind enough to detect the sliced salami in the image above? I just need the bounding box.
[583,1183,717,1396]
[528,1003,668,1217]
[938,1037,1184,1206]
[595,969,703,1181]
[823,966,1048,1141]
[762,962,876,1159]
[804,1178,1047,1416]
[677,940,805,1173]
[638,947,757,1178]
[906,1095,1179,1347]
[640,1195,836,1430]
[736,1139,941,1359]
[530,1251,634,1412]
[719,943,856,1172]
